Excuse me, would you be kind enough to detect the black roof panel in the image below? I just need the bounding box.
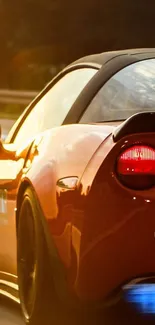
[71,48,155,67]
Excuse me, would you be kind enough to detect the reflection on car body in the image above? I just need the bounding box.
[0,49,155,324]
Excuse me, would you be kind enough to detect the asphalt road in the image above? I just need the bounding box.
[1,288,155,325]
[0,298,24,325]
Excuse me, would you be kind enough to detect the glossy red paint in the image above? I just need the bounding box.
[23,124,114,269]
[1,48,155,307]
[21,126,155,304]
[72,133,155,301]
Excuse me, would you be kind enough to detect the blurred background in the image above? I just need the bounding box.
[0,0,155,122]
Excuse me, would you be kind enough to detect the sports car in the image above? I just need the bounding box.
[1,48,155,324]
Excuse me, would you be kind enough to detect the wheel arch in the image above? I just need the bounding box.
[16,180,79,307]
[16,180,31,232]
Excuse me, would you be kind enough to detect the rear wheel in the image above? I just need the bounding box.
[17,187,67,325]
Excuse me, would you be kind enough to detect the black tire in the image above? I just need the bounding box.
[17,187,68,325]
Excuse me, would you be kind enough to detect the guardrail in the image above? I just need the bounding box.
[0,89,39,105]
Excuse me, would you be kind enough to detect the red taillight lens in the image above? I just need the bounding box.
[118,145,155,175]
[117,145,155,189]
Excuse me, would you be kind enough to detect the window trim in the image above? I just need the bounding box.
[64,55,155,125]
[6,63,99,144]
[6,53,155,144]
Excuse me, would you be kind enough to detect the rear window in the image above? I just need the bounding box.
[80,58,155,123]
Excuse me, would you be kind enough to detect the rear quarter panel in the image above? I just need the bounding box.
[75,133,155,302]
[22,124,114,271]
[22,126,155,304]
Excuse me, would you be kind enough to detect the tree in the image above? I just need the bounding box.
[0,0,154,89]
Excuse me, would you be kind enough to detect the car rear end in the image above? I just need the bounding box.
[73,113,155,313]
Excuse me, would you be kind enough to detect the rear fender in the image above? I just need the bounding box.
[74,132,155,301]
[17,124,113,302]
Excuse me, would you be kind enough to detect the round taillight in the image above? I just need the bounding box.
[117,145,155,190]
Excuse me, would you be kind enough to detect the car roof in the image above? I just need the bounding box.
[71,48,155,67]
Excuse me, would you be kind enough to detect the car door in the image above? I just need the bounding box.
[0,67,97,289]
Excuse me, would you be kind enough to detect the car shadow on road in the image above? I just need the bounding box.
[1,296,155,325]
[90,302,155,325]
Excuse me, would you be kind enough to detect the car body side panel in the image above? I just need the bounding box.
[22,124,114,272]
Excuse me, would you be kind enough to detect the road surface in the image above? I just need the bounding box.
[0,298,24,325]
[0,118,15,140]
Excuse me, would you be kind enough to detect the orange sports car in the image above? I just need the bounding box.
[1,48,155,324]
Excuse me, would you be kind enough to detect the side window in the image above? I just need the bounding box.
[13,68,97,146]
[79,59,155,123]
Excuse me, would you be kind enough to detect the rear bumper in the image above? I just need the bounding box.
[74,201,155,303]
